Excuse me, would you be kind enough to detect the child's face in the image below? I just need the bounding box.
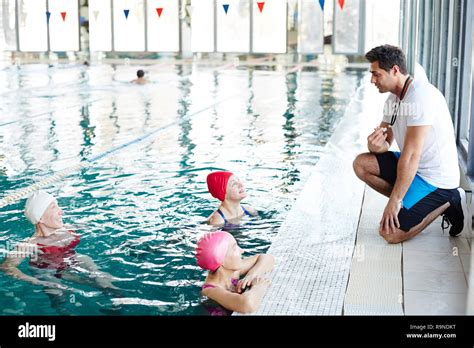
[225,175,247,201]
[223,237,244,270]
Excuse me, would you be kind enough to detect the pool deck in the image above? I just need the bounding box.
[236,75,472,316]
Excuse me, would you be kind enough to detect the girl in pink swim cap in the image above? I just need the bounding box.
[196,231,274,313]
[206,171,257,226]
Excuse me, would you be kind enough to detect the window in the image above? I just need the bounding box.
[191,0,214,52]
[146,0,180,52]
[18,0,48,52]
[216,0,250,53]
[89,0,112,51]
[252,0,287,53]
[297,0,324,54]
[48,0,80,51]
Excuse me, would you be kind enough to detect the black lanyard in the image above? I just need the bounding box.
[390,76,412,126]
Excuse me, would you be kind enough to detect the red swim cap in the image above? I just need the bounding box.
[206,171,233,202]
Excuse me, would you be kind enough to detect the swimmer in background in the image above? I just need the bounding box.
[0,190,119,293]
[196,231,274,313]
[206,171,257,226]
[131,69,149,85]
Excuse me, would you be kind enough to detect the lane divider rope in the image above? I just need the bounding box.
[0,93,239,209]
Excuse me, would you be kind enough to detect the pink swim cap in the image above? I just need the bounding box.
[196,232,233,271]
[206,171,233,202]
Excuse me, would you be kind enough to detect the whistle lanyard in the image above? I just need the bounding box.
[390,76,412,126]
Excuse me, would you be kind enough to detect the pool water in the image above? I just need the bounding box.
[0,61,364,315]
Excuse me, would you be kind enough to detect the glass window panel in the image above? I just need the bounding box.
[191,0,214,52]
[216,0,250,53]
[0,0,18,51]
[113,0,145,52]
[333,0,360,54]
[89,0,112,51]
[147,0,179,52]
[252,0,287,53]
[364,0,400,51]
[297,0,323,54]
[18,0,48,51]
[49,0,79,51]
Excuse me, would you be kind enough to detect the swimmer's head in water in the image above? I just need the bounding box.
[137,69,145,78]
[196,231,236,271]
[206,171,233,202]
[24,190,59,225]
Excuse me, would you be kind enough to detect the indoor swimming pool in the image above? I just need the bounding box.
[0,61,364,315]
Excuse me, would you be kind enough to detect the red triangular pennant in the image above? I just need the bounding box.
[61,12,66,21]
[156,8,163,17]
[338,0,345,9]
[257,2,265,13]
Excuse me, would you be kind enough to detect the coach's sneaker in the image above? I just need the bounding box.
[442,188,470,237]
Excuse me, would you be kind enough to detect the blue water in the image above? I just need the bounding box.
[0,61,364,315]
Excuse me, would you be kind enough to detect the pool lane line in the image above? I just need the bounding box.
[87,93,239,162]
[0,93,240,209]
[0,162,89,209]
[0,97,103,127]
[0,76,89,98]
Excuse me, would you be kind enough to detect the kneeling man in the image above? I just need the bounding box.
[353,45,468,244]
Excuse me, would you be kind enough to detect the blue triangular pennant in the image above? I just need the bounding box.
[46,11,51,24]
[124,9,130,19]
[319,0,325,11]
[223,4,229,14]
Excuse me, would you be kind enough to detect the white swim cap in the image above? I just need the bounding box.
[24,190,56,225]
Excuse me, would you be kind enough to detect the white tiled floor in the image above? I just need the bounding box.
[347,184,472,315]
[403,268,467,294]
[403,249,464,273]
[400,202,471,314]
[404,290,467,315]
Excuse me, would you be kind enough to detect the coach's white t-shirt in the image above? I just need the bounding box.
[382,77,460,189]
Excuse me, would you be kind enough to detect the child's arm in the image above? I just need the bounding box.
[237,254,274,293]
[203,278,271,313]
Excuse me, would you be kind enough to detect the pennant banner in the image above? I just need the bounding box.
[257,2,265,13]
[156,8,163,17]
[46,11,51,24]
[338,0,345,10]
[61,12,67,21]
[124,9,130,19]
[223,4,229,14]
[319,0,325,11]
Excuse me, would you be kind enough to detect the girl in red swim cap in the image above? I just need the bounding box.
[196,231,274,313]
[206,171,257,226]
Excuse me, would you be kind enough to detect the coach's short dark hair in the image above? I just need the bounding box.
[365,45,408,75]
[137,69,145,78]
